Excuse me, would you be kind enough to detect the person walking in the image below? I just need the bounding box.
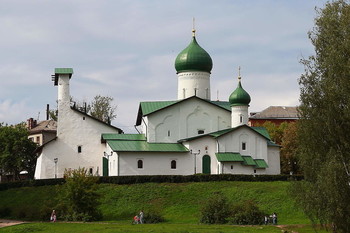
[139,210,144,224]
[50,210,56,222]
[264,215,269,225]
[272,212,277,225]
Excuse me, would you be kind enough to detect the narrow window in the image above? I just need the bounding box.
[198,130,205,134]
[242,142,246,150]
[254,169,257,174]
[137,159,143,169]
[78,146,82,153]
[89,168,93,175]
[183,88,186,99]
[205,88,209,99]
[83,117,86,120]
[239,115,243,123]
[168,130,171,137]
[231,165,233,169]
[36,136,40,143]
[194,88,198,96]
[171,160,177,169]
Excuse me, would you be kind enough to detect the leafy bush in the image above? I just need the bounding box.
[200,192,231,224]
[56,168,101,222]
[143,210,165,223]
[0,174,303,191]
[228,200,265,225]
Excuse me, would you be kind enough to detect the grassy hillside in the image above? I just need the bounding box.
[0,181,307,225]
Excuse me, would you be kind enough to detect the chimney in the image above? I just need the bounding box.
[46,104,50,120]
[27,118,34,129]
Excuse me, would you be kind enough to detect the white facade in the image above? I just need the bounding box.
[34,30,281,178]
[177,71,211,100]
[144,97,231,143]
[231,105,249,128]
[34,71,121,179]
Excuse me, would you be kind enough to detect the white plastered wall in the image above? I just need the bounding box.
[177,71,210,100]
[117,152,193,176]
[266,146,281,174]
[147,98,230,143]
[34,111,120,179]
[186,136,218,174]
[217,127,268,161]
[34,73,120,179]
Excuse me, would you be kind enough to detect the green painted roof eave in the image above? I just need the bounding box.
[107,140,189,153]
[254,159,269,168]
[216,152,244,162]
[242,156,257,166]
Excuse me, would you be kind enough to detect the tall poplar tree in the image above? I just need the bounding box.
[294,1,350,231]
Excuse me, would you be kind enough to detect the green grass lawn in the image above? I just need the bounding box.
[0,222,329,233]
[0,181,309,226]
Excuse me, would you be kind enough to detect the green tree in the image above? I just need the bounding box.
[229,200,265,225]
[293,1,350,231]
[200,192,231,224]
[257,121,297,175]
[57,168,101,222]
[280,122,300,175]
[0,123,38,180]
[89,95,117,124]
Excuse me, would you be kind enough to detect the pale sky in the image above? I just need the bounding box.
[0,0,328,133]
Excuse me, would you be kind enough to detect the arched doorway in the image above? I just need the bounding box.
[202,155,211,174]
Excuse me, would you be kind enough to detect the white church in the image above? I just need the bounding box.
[34,29,280,179]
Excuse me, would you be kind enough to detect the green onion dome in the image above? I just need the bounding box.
[229,79,251,106]
[175,34,213,73]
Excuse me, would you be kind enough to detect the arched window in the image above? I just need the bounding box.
[137,159,143,169]
[171,160,176,169]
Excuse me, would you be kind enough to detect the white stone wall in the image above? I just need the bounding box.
[34,110,120,179]
[34,73,120,179]
[177,71,211,100]
[117,152,193,176]
[221,163,255,175]
[266,146,281,175]
[186,136,218,174]
[217,127,268,161]
[147,98,230,143]
[231,105,249,128]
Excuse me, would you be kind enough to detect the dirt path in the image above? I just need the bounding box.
[0,219,26,228]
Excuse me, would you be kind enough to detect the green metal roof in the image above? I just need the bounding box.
[140,101,178,116]
[55,68,73,75]
[175,36,212,73]
[216,153,244,162]
[267,140,280,147]
[107,140,189,153]
[210,101,231,111]
[102,134,146,141]
[180,125,272,143]
[251,127,271,140]
[138,97,231,119]
[242,156,257,166]
[255,159,269,168]
[229,80,251,106]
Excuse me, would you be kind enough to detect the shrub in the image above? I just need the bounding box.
[200,191,231,224]
[143,210,165,223]
[57,168,101,222]
[228,199,265,225]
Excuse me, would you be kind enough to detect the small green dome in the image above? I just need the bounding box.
[175,36,213,73]
[229,79,251,106]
